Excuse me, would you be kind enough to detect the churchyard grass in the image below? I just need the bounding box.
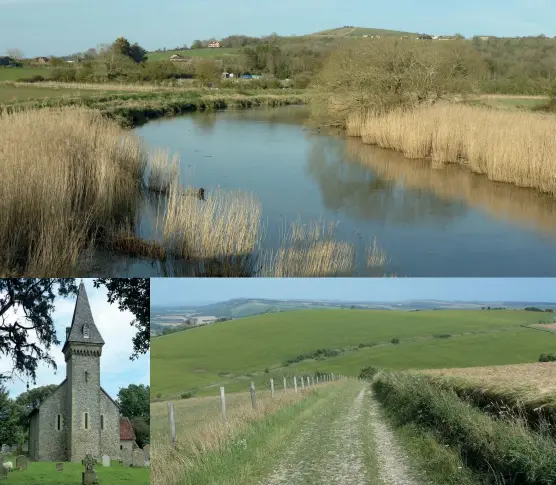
[0,456,149,484]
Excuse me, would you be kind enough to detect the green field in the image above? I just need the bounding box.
[147,48,240,61]
[0,67,52,81]
[151,309,554,398]
[0,455,149,484]
[0,84,106,103]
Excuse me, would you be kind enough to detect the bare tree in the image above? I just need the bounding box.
[6,48,23,59]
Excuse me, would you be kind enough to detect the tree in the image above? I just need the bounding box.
[191,40,203,49]
[117,384,150,422]
[195,59,220,84]
[6,48,23,59]
[93,279,149,358]
[129,43,148,63]
[131,417,149,447]
[110,37,147,63]
[0,386,24,445]
[49,57,66,67]
[0,279,78,384]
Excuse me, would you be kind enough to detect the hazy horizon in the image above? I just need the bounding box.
[151,278,556,307]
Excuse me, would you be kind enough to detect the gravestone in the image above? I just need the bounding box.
[102,455,110,467]
[56,462,64,472]
[82,454,99,485]
[0,464,7,480]
[132,449,145,468]
[22,443,28,453]
[142,445,150,461]
[15,455,27,470]
[0,445,9,455]
[122,449,132,467]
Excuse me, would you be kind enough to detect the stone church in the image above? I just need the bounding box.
[28,282,121,462]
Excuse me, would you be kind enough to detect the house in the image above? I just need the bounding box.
[28,283,121,462]
[35,56,50,64]
[0,56,15,66]
[120,417,137,453]
[208,41,221,48]
[478,36,492,41]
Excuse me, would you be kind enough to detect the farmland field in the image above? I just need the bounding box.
[0,83,106,103]
[0,66,52,81]
[147,47,240,61]
[150,309,554,398]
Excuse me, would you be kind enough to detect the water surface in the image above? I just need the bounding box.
[123,107,556,276]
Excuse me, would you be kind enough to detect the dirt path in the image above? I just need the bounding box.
[260,383,420,485]
[368,391,420,485]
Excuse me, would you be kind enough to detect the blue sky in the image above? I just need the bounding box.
[1,0,554,57]
[151,278,556,306]
[1,279,149,399]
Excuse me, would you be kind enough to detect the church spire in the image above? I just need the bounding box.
[62,281,105,351]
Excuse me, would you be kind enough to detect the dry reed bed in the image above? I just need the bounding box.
[347,103,556,196]
[0,106,146,275]
[151,388,318,485]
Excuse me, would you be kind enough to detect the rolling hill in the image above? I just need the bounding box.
[150,309,556,399]
[311,26,419,37]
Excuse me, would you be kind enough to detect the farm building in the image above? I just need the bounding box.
[0,56,15,66]
[170,54,185,61]
[208,41,221,48]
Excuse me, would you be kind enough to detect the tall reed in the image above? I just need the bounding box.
[347,103,556,196]
[0,107,146,275]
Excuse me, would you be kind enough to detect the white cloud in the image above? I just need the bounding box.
[1,279,149,398]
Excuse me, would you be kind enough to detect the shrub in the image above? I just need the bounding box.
[359,365,380,380]
[373,371,556,484]
[181,391,195,399]
[539,353,556,362]
[433,334,452,339]
[19,75,45,83]
[391,337,400,344]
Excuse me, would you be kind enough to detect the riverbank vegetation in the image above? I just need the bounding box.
[313,37,556,197]
[372,370,556,485]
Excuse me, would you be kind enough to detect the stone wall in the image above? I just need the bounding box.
[99,390,120,459]
[36,381,68,461]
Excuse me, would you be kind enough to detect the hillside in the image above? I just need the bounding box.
[150,309,555,398]
[311,26,418,37]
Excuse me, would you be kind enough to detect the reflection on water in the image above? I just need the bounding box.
[124,107,556,276]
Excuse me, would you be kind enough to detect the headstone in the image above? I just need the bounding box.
[122,449,132,467]
[82,454,98,485]
[0,464,6,480]
[102,455,110,467]
[22,443,28,453]
[56,462,64,472]
[0,445,9,455]
[132,449,145,468]
[15,455,27,470]
[142,445,150,461]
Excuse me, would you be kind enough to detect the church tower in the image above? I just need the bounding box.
[62,281,105,462]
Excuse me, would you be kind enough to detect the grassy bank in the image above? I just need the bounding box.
[421,362,556,431]
[1,87,307,127]
[151,383,334,485]
[372,371,556,484]
[346,103,556,197]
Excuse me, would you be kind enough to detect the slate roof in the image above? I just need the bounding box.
[62,281,104,352]
[120,417,136,441]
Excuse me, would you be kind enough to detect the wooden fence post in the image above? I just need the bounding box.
[301,376,305,389]
[220,387,227,422]
[294,376,298,393]
[168,402,176,445]
[270,378,275,397]
[250,382,257,409]
[283,376,287,392]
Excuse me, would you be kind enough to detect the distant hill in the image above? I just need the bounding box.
[151,298,556,326]
[310,26,419,37]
